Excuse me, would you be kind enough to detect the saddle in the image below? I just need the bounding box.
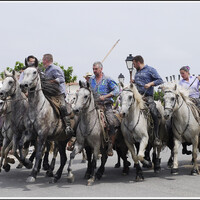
[45,95,61,118]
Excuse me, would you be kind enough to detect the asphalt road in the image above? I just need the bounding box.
[0,145,199,198]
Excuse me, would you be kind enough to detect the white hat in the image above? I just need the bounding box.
[83,72,93,78]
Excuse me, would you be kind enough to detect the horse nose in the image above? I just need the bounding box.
[164,114,169,120]
[73,108,79,114]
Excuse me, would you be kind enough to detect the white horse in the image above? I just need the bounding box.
[20,67,71,183]
[161,81,200,175]
[120,83,170,181]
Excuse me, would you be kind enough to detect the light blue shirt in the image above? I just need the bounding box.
[44,64,67,96]
[179,75,200,98]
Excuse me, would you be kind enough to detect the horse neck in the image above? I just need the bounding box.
[81,92,97,122]
[173,96,188,121]
[28,76,45,106]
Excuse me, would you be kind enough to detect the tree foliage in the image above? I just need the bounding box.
[0,60,77,84]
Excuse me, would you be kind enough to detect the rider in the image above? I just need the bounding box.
[89,61,120,156]
[132,55,164,146]
[42,53,74,138]
[19,55,39,83]
[179,66,200,155]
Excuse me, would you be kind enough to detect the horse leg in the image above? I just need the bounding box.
[84,146,93,179]
[118,145,130,175]
[152,146,161,173]
[171,138,179,175]
[26,135,46,183]
[87,146,99,186]
[142,142,153,168]
[43,141,50,171]
[114,149,121,168]
[46,142,59,178]
[0,138,11,172]
[191,135,199,175]
[125,140,144,181]
[95,146,108,180]
[138,136,152,168]
[81,149,87,163]
[49,140,67,183]
[67,142,83,183]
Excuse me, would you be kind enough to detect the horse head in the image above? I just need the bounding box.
[0,70,17,100]
[162,82,180,120]
[73,81,92,114]
[19,67,39,93]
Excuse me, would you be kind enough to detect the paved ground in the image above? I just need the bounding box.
[0,145,199,198]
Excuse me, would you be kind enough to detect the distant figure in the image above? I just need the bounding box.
[19,55,38,83]
[179,65,200,155]
[83,72,93,83]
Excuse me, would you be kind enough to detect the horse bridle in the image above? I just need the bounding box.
[164,90,190,135]
[121,88,135,109]
[163,90,183,112]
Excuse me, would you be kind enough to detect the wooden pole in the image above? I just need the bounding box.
[101,39,120,63]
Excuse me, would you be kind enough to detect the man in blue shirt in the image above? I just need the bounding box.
[89,61,120,156]
[42,53,74,138]
[133,55,164,146]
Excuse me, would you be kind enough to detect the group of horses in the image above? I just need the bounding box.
[0,66,199,186]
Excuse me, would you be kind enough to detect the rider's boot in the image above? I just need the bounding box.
[107,126,117,156]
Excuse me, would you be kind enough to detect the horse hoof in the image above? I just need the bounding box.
[87,177,95,186]
[191,169,199,176]
[7,157,15,164]
[49,178,58,184]
[81,160,86,163]
[171,168,178,175]
[114,163,121,168]
[3,164,10,172]
[46,171,54,177]
[135,175,144,182]
[26,176,36,183]
[167,162,173,169]
[67,175,75,183]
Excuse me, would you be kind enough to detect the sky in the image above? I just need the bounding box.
[0,1,200,85]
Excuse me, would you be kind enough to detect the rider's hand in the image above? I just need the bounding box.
[99,95,105,101]
[144,83,152,89]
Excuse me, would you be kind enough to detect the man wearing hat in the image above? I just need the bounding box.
[83,72,93,83]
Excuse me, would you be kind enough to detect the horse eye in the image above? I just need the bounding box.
[171,97,175,101]
[84,95,88,99]
[33,71,37,74]
[129,96,132,100]
[8,81,13,85]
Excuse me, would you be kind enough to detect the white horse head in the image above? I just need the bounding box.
[161,81,190,120]
[19,67,39,92]
[120,83,145,117]
[73,81,92,114]
[0,70,18,100]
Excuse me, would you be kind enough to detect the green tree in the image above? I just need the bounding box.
[154,90,164,103]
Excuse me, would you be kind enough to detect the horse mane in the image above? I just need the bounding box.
[40,73,61,97]
[124,84,145,109]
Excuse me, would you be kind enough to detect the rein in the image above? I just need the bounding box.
[164,90,190,136]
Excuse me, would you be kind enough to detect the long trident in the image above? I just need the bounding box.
[101,39,120,63]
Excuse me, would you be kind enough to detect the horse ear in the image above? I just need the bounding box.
[4,69,11,77]
[79,80,83,88]
[12,70,15,76]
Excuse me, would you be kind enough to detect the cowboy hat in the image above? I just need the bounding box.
[83,72,93,78]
